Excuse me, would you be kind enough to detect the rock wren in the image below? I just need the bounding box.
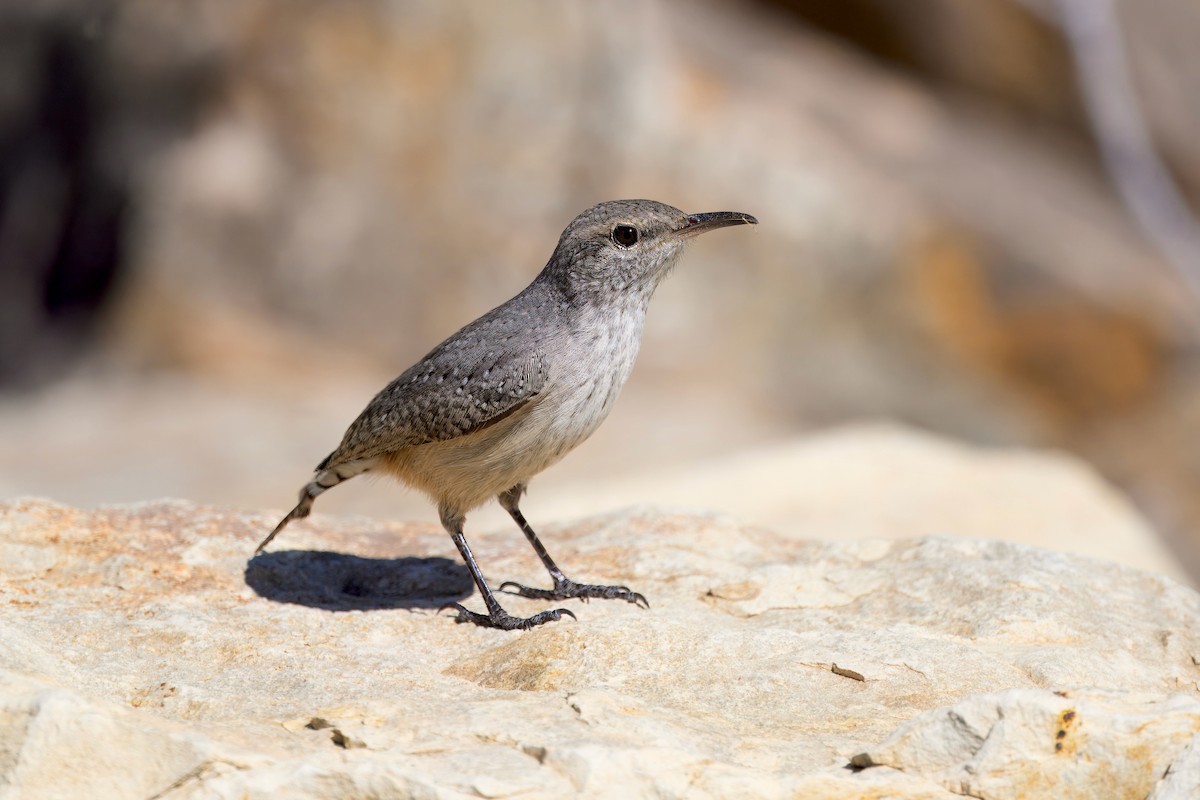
[255,199,757,629]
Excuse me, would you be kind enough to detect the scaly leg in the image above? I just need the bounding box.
[440,505,575,630]
[496,485,648,608]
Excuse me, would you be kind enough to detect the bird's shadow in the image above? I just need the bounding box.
[244,550,473,612]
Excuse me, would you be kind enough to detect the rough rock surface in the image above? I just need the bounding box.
[1,493,1198,798]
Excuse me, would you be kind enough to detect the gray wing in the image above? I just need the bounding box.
[320,318,550,469]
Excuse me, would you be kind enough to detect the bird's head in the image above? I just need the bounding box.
[545,199,757,303]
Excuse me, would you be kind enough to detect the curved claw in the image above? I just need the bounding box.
[499,578,650,609]
[448,602,576,630]
[497,580,560,600]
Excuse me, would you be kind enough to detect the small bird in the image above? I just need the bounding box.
[256,199,757,629]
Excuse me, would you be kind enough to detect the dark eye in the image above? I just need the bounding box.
[611,224,639,247]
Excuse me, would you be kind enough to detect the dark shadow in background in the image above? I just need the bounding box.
[0,26,126,387]
[0,7,218,389]
[245,550,473,612]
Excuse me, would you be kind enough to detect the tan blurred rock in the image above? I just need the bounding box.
[1,491,1198,798]
[528,423,1188,584]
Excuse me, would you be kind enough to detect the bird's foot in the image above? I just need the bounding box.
[499,577,649,609]
[447,603,576,630]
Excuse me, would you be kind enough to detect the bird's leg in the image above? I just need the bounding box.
[496,486,649,608]
[439,506,575,630]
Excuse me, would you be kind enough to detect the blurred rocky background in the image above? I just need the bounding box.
[2,0,1200,577]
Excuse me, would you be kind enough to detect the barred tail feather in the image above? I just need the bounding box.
[253,459,373,554]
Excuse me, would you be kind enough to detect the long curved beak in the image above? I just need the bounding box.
[674,211,758,239]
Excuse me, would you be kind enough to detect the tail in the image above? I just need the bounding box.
[253,458,372,554]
